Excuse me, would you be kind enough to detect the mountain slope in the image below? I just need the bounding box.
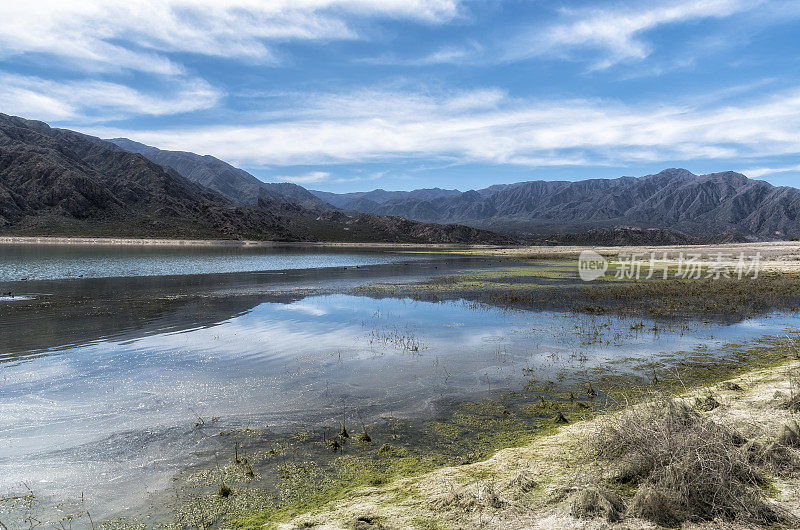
[0,114,513,244]
[108,138,331,209]
[315,169,800,239]
[0,114,300,239]
[312,188,460,210]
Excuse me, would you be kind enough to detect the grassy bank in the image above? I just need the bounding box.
[96,256,800,528]
[94,333,800,529]
[355,261,800,322]
[251,355,800,529]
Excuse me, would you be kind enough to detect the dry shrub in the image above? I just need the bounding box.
[588,398,785,526]
[779,368,800,412]
[569,486,624,522]
[777,420,800,447]
[693,392,721,412]
[779,394,800,413]
[627,486,681,528]
[347,515,385,529]
[432,483,506,513]
[502,470,538,494]
[744,438,797,474]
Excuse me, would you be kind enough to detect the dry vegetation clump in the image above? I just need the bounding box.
[778,369,800,412]
[568,486,625,522]
[693,392,721,412]
[578,398,794,527]
[777,420,800,448]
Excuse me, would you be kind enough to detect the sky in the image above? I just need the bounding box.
[1,0,799,192]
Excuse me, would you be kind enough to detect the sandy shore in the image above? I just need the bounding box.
[446,241,800,273]
[0,235,501,249]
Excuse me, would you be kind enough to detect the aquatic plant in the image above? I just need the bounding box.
[357,430,372,444]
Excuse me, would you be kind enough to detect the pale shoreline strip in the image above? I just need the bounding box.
[0,236,501,249]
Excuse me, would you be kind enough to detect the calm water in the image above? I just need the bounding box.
[2,245,799,524]
[0,244,428,281]
[2,293,800,520]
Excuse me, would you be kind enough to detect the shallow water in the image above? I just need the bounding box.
[2,290,800,522]
[0,243,428,281]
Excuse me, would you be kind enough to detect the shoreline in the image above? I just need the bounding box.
[272,358,800,529]
[0,235,504,249]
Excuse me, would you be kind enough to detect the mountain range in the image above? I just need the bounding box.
[3,111,798,243]
[0,114,511,244]
[311,169,800,240]
[103,136,800,241]
[108,138,330,210]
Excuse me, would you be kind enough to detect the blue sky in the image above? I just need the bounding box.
[1,0,799,192]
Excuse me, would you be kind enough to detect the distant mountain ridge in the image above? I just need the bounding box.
[312,188,461,209]
[311,169,800,240]
[0,114,513,244]
[108,138,331,210]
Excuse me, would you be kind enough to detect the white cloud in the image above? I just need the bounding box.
[87,85,800,169]
[361,42,483,66]
[0,1,462,74]
[742,164,800,179]
[507,0,761,69]
[0,73,221,122]
[275,171,332,184]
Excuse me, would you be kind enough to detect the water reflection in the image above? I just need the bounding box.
[1,293,799,521]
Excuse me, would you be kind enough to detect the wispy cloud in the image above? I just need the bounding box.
[87,85,800,169]
[506,0,761,70]
[361,42,483,66]
[0,1,463,74]
[274,171,332,184]
[742,164,800,179]
[0,73,221,122]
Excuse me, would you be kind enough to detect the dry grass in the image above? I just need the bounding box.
[582,397,786,527]
[273,362,800,529]
[451,241,800,273]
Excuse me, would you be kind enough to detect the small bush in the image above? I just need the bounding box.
[569,486,624,522]
[719,381,743,391]
[779,393,800,413]
[777,420,800,447]
[586,397,784,526]
[347,514,385,529]
[693,392,721,412]
[627,486,680,527]
[503,470,538,493]
[357,430,372,444]
[744,438,797,473]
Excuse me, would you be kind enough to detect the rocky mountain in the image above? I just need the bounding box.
[312,169,800,240]
[0,114,513,244]
[108,138,330,209]
[312,187,460,210]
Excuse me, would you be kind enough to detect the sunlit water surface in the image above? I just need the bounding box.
[2,293,800,521]
[0,244,428,281]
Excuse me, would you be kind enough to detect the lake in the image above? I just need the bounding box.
[1,244,799,525]
[0,243,431,282]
